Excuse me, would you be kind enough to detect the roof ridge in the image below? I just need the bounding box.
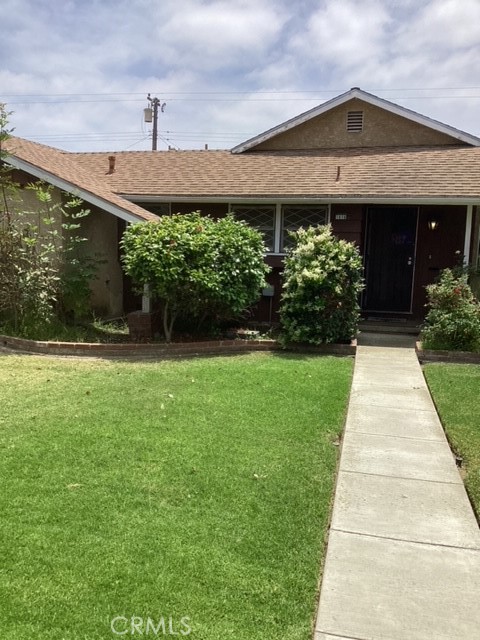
[69,148,231,156]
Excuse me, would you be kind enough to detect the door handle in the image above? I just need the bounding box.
[407,257,413,266]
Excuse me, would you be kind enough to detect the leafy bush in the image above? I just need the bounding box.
[121,212,269,341]
[280,224,364,344]
[0,104,97,335]
[0,183,95,335]
[420,269,480,351]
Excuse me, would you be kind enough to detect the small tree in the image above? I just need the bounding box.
[0,104,97,335]
[420,268,480,351]
[280,224,364,344]
[0,183,95,334]
[121,212,269,341]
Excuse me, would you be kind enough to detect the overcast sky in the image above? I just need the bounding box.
[2,0,480,152]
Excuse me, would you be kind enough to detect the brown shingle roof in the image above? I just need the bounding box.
[4,137,158,222]
[71,146,480,201]
[5,136,480,206]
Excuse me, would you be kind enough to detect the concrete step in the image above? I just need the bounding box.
[359,320,421,335]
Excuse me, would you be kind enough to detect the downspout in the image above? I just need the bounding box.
[463,205,473,266]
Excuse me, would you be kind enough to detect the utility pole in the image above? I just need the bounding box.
[144,94,166,150]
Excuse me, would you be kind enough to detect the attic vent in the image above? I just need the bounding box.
[347,110,363,132]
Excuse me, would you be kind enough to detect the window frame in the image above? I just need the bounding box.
[280,204,329,252]
[229,204,277,253]
[229,203,330,255]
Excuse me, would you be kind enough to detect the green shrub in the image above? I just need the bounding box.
[0,182,95,335]
[1,105,96,336]
[121,212,269,341]
[280,224,364,344]
[421,269,480,352]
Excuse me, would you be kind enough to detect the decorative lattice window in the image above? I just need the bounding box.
[281,205,329,251]
[230,205,276,252]
[347,110,363,132]
[138,202,171,216]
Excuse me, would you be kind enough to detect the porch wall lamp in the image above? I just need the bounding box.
[428,217,440,231]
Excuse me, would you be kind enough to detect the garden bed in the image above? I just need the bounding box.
[1,333,356,358]
[416,341,480,364]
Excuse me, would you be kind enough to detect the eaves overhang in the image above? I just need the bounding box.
[5,155,154,224]
[125,194,480,206]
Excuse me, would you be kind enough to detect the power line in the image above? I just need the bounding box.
[124,135,151,150]
[6,96,480,107]
[27,131,252,139]
[3,87,480,106]
[3,86,480,97]
[24,131,147,138]
[8,86,480,150]
[21,129,255,142]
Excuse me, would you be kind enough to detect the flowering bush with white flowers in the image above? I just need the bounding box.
[280,225,364,344]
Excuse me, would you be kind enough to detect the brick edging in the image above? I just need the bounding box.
[0,334,357,359]
[416,341,480,364]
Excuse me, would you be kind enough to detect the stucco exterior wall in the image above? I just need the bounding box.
[79,206,124,317]
[253,99,463,150]
[5,176,124,317]
[5,181,65,242]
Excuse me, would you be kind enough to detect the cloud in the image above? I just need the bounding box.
[400,0,480,51]
[1,0,480,151]
[290,0,391,71]
[156,0,288,72]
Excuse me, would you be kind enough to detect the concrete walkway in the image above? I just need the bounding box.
[314,340,480,640]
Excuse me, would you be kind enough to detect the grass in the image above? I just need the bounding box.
[0,352,352,639]
[424,363,480,516]
[0,317,131,343]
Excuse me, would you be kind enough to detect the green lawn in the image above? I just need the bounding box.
[0,352,352,640]
[424,363,480,516]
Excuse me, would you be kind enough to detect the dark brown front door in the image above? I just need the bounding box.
[363,207,418,313]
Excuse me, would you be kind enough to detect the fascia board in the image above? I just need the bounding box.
[5,155,148,224]
[356,90,480,147]
[126,195,480,206]
[231,90,355,153]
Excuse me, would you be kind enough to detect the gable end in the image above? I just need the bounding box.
[233,88,480,153]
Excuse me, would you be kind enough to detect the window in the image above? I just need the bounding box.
[347,110,363,132]
[230,204,276,252]
[230,203,329,253]
[138,202,171,216]
[281,205,329,251]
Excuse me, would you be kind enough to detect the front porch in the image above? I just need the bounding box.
[248,201,479,325]
[121,200,479,327]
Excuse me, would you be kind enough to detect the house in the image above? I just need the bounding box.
[3,88,480,323]
[3,136,158,317]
